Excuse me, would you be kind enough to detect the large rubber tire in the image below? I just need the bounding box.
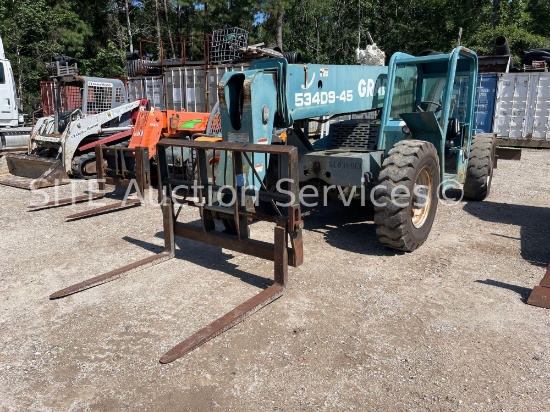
[463,133,496,201]
[374,140,440,252]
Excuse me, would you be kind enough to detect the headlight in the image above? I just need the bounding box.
[402,125,411,134]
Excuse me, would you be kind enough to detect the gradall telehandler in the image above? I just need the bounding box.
[51,46,497,363]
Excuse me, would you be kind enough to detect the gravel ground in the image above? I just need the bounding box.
[0,149,549,411]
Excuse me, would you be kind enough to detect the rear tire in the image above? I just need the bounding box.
[374,140,440,252]
[463,133,496,201]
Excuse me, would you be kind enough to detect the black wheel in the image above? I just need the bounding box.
[71,152,97,179]
[463,133,496,201]
[374,140,440,252]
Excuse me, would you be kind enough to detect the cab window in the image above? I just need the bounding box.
[390,65,417,120]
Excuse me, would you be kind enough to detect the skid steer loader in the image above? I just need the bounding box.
[61,107,215,219]
[0,75,139,190]
[31,104,220,218]
[51,47,501,363]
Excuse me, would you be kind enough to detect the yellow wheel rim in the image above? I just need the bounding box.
[411,167,433,228]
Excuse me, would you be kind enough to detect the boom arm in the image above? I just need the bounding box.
[59,100,141,171]
[217,60,388,187]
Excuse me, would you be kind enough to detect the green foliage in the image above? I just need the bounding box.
[1,0,549,109]
[469,25,549,67]
[79,40,126,78]
[0,0,58,107]
[526,0,550,38]
[49,9,93,56]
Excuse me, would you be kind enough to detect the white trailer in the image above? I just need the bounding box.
[494,72,550,148]
[0,35,32,152]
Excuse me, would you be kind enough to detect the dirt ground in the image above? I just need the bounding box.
[0,149,549,411]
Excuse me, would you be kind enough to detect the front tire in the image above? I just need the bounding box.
[463,133,496,201]
[374,140,440,252]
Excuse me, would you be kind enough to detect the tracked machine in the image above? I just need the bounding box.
[29,104,217,217]
[0,75,139,189]
[51,47,498,362]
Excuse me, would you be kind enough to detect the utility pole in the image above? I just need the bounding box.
[493,0,500,26]
[204,2,208,36]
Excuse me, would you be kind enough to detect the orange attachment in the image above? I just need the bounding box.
[195,136,223,143]
[165,110,211,136]
[128,108,211,158]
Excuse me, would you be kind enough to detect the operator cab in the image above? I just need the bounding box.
[380,47,478,183]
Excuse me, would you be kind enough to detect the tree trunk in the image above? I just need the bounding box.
[154,0,162,59]
[176,4,181,38]
[276,8,284,50]
[204,2,209,37]
[163,0,176,58]
[124,0,133,53]
[315,17,320,63]
[493,0,500,26]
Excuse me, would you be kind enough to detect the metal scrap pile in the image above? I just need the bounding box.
[355,43,385,66]
[237,43,283,60]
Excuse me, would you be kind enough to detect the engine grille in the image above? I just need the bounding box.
[327,120,379,150]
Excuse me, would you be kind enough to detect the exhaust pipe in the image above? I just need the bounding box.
[494,36,510,56]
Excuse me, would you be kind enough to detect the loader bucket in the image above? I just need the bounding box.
[0,154,70,190]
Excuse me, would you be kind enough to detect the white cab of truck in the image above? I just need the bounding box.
[0,35,30,151]
[0,36,22,127]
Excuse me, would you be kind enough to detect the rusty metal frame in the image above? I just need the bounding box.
[28,192,106,210]
[50,138,303,364]
[157,138,303,361]
[96,145,150,194]
[137,34,211,69]
[28,145,150,218]
[62,145,150,220]
[527,262,550,309]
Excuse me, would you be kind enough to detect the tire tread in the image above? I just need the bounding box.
[374,140,439,252]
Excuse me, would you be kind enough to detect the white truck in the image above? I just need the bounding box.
[0,35,32,152]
